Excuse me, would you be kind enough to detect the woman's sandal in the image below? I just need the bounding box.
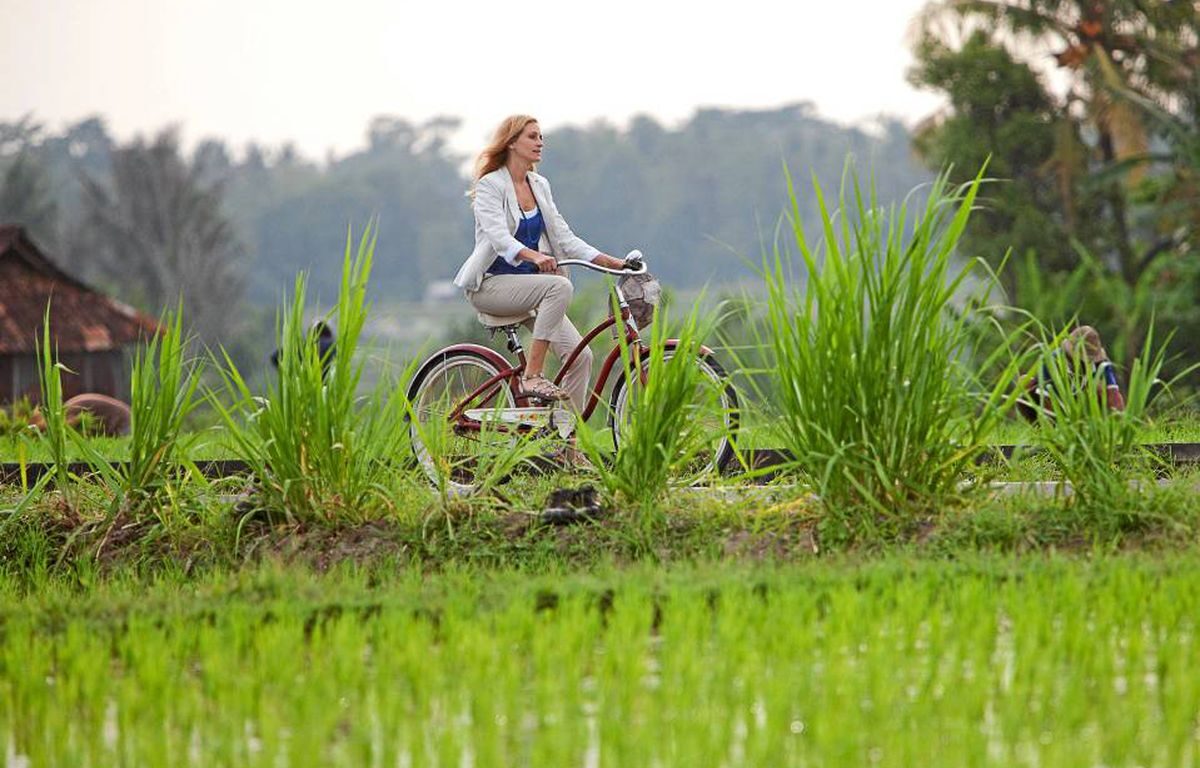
[520,375,570,402]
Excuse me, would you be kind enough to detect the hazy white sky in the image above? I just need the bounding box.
[3,0,945,158]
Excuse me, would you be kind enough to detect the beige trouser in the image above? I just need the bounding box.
[468,274,594,410]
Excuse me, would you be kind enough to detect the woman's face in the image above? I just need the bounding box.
[508,122,543,165]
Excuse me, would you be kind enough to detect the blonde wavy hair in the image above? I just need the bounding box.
[473,114,539,183]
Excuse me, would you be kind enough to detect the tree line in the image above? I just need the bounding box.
[0,106,926,356]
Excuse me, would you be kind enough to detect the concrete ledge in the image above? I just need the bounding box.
[2,446,1198,487]
[0,459,251,487]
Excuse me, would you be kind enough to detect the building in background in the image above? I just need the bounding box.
[0,225,158,404]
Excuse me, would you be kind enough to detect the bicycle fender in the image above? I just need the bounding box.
[406,344,515,403]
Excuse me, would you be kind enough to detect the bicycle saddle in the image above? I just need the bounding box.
[476,309,536,329]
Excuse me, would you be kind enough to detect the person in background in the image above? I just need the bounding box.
[453,114,633,408]
[271,321,336,378]
[1016,325,1126,422]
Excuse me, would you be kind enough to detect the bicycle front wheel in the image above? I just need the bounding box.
[608,349,739,477]
[407,349,517,493]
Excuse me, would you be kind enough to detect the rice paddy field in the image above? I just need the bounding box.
[4,557,1200,767]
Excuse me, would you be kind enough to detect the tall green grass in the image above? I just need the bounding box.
[754,166,1027,539]
[3,308,74,532]
[1026,324,1185,534]
[72,308,203,516]
[210,225,416,523]
[34,305,72,493]
[578,301,730,514]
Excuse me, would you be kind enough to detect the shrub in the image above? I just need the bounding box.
[755,165,1026,542]
[1027,323,1187,536]
[210,225,416,523]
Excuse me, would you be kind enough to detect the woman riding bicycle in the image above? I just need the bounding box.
[453,114,631,408]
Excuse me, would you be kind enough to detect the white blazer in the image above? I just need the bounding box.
[453,167,601,292]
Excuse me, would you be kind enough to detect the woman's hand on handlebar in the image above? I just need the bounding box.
[593,253,630,270]
[522,250,559,273]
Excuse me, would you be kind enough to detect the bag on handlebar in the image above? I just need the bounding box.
[615,272,662,328]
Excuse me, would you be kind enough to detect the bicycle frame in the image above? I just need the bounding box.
[426,258,713,436]
[436,311,638,430]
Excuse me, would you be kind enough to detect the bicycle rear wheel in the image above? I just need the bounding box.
[407,349,517,493]
[608,349,739,478]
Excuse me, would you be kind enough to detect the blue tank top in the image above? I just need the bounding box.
[487,207,543,276]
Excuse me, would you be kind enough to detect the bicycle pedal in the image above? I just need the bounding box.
[519,391,566,406]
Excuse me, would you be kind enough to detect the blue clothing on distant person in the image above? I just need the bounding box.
[486,206,543,276]
[1034,355,1118,399]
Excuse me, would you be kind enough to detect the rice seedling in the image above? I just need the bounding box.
[209,224,417,523]
[4,557,1200,766]
[751,164,1028,541]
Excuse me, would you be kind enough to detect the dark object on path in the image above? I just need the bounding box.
[29,393,132,436]
[541,484,603,525]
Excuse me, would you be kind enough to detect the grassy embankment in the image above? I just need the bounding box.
[2,170,1199,575]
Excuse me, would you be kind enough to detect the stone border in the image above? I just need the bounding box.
[2,445,1198,487]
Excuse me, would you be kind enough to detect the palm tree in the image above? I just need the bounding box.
[916,0,1198,283]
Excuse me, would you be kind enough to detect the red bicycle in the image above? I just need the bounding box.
[406,257,739,491]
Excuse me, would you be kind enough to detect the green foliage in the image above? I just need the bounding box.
[911,0,1200,369]
[1009,244,1200,375]
[1026,324,1188,536]
[755,165,1027,540]
[578,301,731,516]
[34,306,72,494]
[1,314,69,533]
[209,224,416,523]
[0,399,38,439]
[909,29,1095,277]
[73,309,204,515]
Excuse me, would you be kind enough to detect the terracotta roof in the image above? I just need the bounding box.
[0,225,160,354]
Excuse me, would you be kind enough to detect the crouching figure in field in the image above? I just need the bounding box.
[29,393,133,436]
[1016,325,1126,422]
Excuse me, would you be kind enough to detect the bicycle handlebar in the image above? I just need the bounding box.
[556,250,648,276]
